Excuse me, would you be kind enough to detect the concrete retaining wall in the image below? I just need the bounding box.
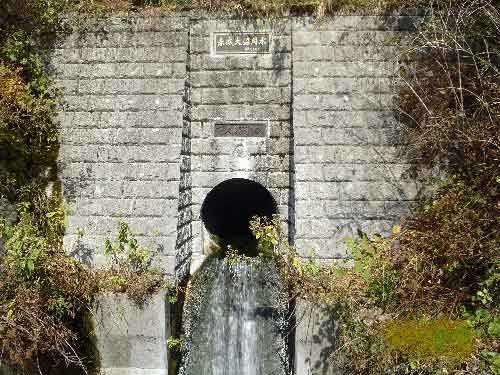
[53,13,421,272]
[49,12,424,375]
[54,16,188,273]
[93,292,170,375]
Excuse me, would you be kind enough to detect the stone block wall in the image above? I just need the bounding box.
[292,16,420,259]
[53,16,189,273]
[40,11,427,375]
[51,13,421,273]
[186,19,293,273]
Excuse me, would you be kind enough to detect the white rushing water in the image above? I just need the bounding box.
[180,257,287,375]
[208,262,257,375]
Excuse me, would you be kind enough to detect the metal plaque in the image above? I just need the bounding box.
[213,32,271,54]
[214,122,267,138]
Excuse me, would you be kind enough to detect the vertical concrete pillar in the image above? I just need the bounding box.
[294,300,343,375]
[92,291,170,375]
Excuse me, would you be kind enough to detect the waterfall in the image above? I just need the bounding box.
[179,256,288,375]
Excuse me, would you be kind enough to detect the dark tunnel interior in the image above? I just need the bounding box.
[201,178,277,255]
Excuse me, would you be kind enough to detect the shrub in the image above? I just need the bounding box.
[0,204,97,369]
[248,208,499,374]
[99,220,173,304]
[0,209,173,370]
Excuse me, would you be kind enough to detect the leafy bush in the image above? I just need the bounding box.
[99,220,173,304]
[0,57,58,201]
[248,208,499,374]
[395,0,500,317]
[0,208,173,370]
[0,200,97,369]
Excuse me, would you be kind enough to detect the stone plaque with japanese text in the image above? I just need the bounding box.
[213,32,271,54]
[214,123,267,137]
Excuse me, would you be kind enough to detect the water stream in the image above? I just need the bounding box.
[179,256,288,375]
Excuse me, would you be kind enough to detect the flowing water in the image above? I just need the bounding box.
[179,256,288,375]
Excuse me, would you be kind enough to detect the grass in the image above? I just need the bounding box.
[383,319,478,364]
[88,0,404,15]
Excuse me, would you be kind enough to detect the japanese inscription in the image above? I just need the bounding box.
[214,123,267,137]
[213,32,271,54]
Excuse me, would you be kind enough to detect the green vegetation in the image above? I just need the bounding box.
[252,212,499,374]
[251,1,500,373]
[0,0,499,373]
[167,336,183,352]
[0,1,177,371]
[383,319,476,364]
[0,200,97,370]
[0,211,171,371]
[100,220,172,304]
[0,3,88,368]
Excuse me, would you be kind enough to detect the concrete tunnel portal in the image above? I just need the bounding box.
[201,178,277,255]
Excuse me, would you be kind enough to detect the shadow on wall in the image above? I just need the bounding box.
[297,301,349,375]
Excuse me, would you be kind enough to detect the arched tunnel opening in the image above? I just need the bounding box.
[201,178,277,256]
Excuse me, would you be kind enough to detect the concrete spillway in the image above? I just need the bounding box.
[179,256,288,375]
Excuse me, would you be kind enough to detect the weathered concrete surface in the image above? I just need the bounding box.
[53,14,420,275]
[92,291,170,375]
[49,12,424,375]
[54,15,189,273]
[294,299,347,375]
